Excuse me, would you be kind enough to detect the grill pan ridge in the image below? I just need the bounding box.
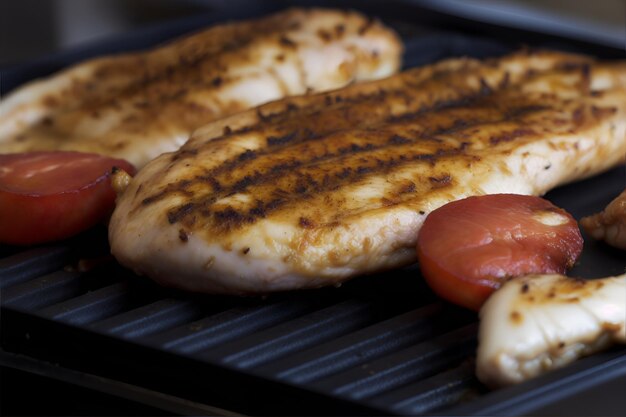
[2,2,626,415]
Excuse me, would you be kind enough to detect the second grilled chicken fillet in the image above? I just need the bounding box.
[0,8,402,168]
[110,50,626,294]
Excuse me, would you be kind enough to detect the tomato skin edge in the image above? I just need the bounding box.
[0,152,135,246]
[0,175,116,245]
[417,244,495,311]
[415,194,583,311]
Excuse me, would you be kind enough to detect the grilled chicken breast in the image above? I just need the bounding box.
[580,189,626,250]
[477,273,626,387]
[109,50,626,294]
[0,8,401,168]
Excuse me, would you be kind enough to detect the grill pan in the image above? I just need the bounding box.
[1,1,626,415]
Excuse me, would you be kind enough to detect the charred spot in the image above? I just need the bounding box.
[178,229,189,242]
[419,210,425,215]
[256,108,270,121]
[428,174,452,188]
[334,95,344,103]
[399,182,416,194]
[357,166,373,175]
[232,175,256,192]
[317,28,332,42]
[223,126,232,136]
[507,105,549,119]
[267,131,297,147]
[142,191,166,206]
[573,106,585,125]
[265,198,284,211]
[324,96,333,106]
[41,117,54,126]
[336,167,353,179]
[196,175,222,192]
[510,311,523,324]
[279,35,296,47]
[248,205,266,218]
[242,247,250,255]
[388,135,412,145]
[591,105,617,118]
[237,149,257,162]
[213,207,251,226]
[338,143,376,155]
[167,203,196,224]
[521,283,530,293]
[334,24,345,36]
[211,76,223,87]
[489,128,535,145]
[299,217,315,228]
[270,160,302,174]
[544,163,552,170]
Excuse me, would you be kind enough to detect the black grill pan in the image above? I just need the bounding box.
[1,1,625,415]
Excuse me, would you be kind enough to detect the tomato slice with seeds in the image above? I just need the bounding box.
[0,152,135,245]
[416,194,583,311]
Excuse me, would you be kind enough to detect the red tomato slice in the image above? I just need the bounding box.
[416,194,583,311]
[0,152,135,245]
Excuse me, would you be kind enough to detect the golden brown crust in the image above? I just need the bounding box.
[0,8,402,167]
[136,51,624,238]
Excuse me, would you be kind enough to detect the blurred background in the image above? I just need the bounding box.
[1,0,624,68]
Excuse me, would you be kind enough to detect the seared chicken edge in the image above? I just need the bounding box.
[581,188,626,250]
[477,273,626,388]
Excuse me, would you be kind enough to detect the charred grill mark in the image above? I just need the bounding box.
[299,217,315,228]
[267,131,298,146]
[166,147,461,230]
[168,203,195,224]
[489,128,535,145]
[279,35,296,47]
[238,149,256,161]
[146,90,554,210]
[428,174,452,188]
[144,59,589,225]
[591,105,617,118]
[388,134,412,145]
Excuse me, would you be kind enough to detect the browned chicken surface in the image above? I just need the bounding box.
[581,188,626,249]
[109,50,626,294]
[0,8,402,168]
